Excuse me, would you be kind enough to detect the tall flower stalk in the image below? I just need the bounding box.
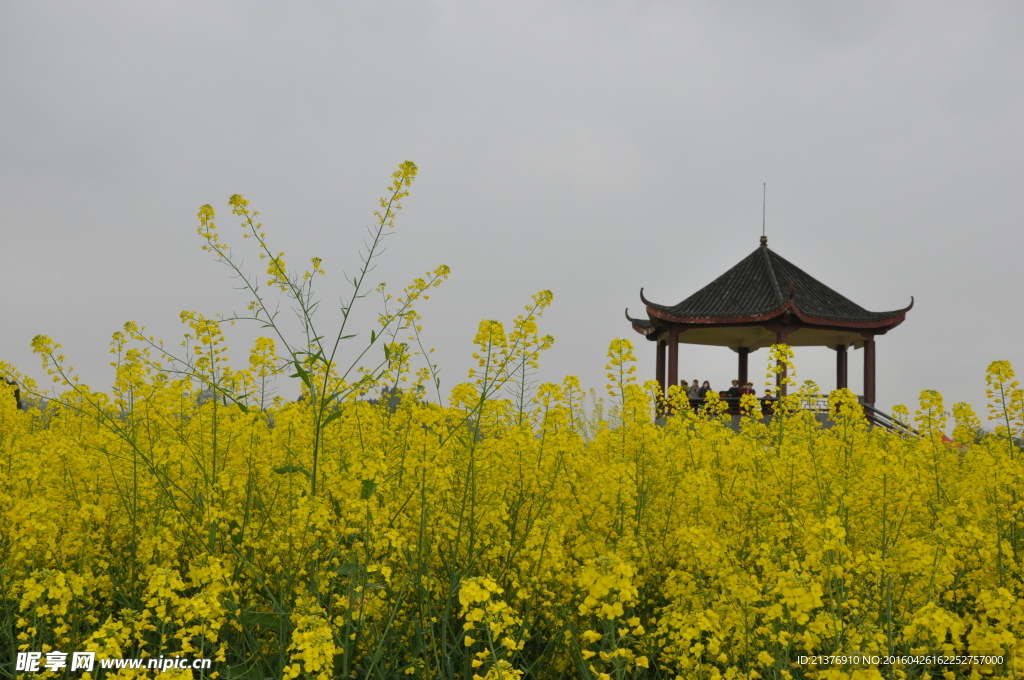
[190,161,448,495]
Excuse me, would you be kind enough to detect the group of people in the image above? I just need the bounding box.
[682,379,757,400]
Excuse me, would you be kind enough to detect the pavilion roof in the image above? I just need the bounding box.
[628,239,912,334]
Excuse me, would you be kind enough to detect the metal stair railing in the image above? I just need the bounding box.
[860,400,918,437]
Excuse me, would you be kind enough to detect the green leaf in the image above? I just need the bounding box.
[240,611,284,630]
[224,662,274,680]
[289,359,312,387]
[360,478,377,500]
[273,464,311,480]
[333,563,366,577]
[223,394,250,413]
[228,519,243,547]
[323,410,344,428]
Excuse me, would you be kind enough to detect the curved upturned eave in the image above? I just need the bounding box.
[643,296,913,331]
[625,308,657,336]
[789,296,914,330]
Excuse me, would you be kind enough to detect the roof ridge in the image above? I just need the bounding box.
[762,247,785,305]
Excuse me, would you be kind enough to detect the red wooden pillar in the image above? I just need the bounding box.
[656,340,666,395]
[737,347,749,387]
[667,330,679,392]
[775,329,789,396]
[863,335,876,405]
[836,344,848,390]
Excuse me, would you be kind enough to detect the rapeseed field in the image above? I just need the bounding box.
[2,164,1022,679]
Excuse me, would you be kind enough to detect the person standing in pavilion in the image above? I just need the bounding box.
[688,380,701,400]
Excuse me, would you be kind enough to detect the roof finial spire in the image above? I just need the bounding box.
[760,182,767,246]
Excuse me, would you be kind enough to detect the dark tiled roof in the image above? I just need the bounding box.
[645,243,907,324]
[624,310,655,334]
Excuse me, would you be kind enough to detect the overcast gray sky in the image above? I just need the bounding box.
[3,1,1023,419]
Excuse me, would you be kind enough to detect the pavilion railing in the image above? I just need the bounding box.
[659,393,919,436]
[705,394,829,418]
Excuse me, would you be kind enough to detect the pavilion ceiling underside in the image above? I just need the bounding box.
[652,325,867,350]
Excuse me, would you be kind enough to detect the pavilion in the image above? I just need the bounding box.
[626,236,912,406]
